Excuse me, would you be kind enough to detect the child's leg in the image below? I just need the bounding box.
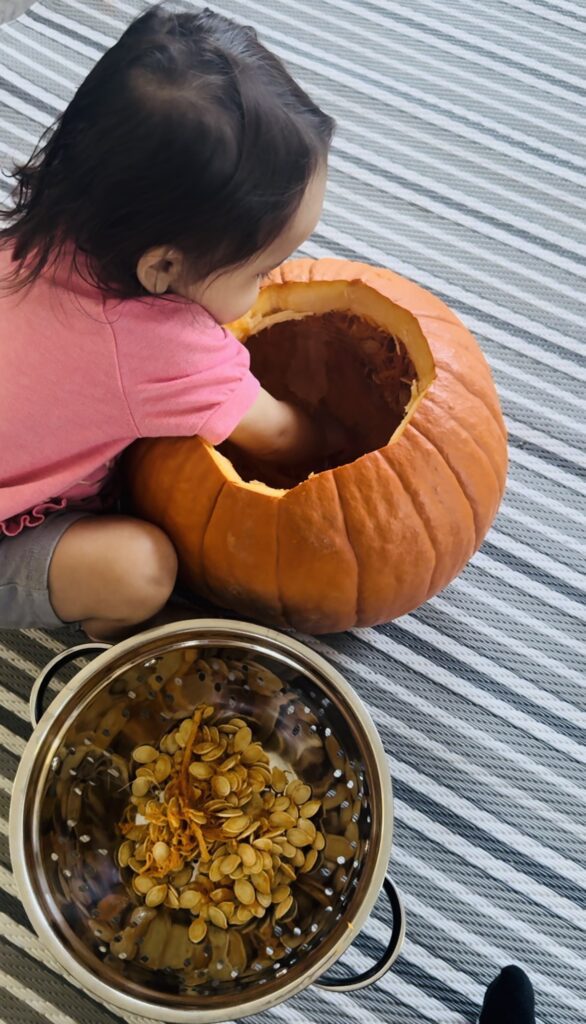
[48,515,177,639]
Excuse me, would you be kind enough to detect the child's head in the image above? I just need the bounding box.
[1,4,334,321]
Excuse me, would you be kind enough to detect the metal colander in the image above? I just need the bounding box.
[10,620,404,1023]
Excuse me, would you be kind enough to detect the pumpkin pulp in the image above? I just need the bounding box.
[216,281,436,491]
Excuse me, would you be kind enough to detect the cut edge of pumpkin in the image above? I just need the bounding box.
[206,279,436,496]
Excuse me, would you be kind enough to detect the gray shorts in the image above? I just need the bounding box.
[0,512,90,629]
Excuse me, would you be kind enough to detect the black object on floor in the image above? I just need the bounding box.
[479,965,536,1024]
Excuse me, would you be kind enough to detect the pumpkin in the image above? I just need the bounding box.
[126,259,507,633]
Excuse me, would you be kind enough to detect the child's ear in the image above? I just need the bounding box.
[136,246,182,294]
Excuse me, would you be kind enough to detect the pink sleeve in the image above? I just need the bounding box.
[110,298,260,445]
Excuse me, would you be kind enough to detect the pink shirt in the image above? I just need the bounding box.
[0,247,260,536]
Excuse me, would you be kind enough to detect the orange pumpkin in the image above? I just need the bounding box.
[126,259,507,633]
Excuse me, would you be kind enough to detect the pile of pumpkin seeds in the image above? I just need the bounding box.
[117,703,324,945]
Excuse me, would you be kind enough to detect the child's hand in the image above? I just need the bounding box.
[229,389,321,465]
[228,390,355,481]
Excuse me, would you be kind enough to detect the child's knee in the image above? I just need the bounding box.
[118,521,178,620]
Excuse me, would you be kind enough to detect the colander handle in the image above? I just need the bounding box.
[30,643,110,727]
[315,876,405,992]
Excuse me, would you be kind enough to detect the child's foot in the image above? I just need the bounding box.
[479,965,536,1023]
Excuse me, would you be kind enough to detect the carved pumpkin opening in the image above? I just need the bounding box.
[218,312,420,489]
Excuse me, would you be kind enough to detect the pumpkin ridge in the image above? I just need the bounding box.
[331,471,360,626]
[426,391,506,497]
[436,360,507,441]
[200,481,228,603]
[378,445,439,593]
[374,450,436,599]
[409,421,482,547]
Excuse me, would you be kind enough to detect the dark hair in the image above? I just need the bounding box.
[0,3,334,296]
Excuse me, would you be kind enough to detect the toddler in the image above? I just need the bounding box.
[0,4,336,639]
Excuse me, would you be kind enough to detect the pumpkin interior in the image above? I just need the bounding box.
[216,281,436,491]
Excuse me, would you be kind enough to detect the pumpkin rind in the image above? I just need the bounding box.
[126,259,507,633]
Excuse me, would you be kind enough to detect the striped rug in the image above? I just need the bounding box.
[1,2,585,1023]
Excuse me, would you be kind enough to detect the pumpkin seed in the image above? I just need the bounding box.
[201,745,225,762]
[217,900,235,921]
[272,796,289,813]
[209,859,224,883]
[165,887,180,910]
[300,799,321,819]
[188,918,207,944]
[271,767,288,792]
[132,745,158,764]
[291,784,312,805]
[287,827,312,848]
[298,818,317,841]
[241,743,266,765]
[292,848,305,868]
[274,838,296,859]
[211,887,233,904]
[154,754,172,782]
[208,906,228,929]
[117,840,133,867]
[131,777,151,798]
[179,890,202,910]
[300,848,318,873]
[210,775,229,799]
[188,761,214,780]
[252,870,271,895]
[279,861,297,881]
[235,905,253,925]
[233,726,252,752]
[222,814,251,836]
[145,883,168,907]
[272,885,291,903]
[274,894,294,920]
[313,832,326,851]
[133,875,156,895]
[238,843,258,865]
[270,811,297,829]
[173,866,193,888]
[220,854,241,876]
[152,841,170,865]
[234,879,255,906]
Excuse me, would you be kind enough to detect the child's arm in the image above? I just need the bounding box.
[228,387,344,464]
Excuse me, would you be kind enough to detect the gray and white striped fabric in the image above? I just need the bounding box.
[1,2,585,1023]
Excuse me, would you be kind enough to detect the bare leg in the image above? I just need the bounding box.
[48,516,178,640]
